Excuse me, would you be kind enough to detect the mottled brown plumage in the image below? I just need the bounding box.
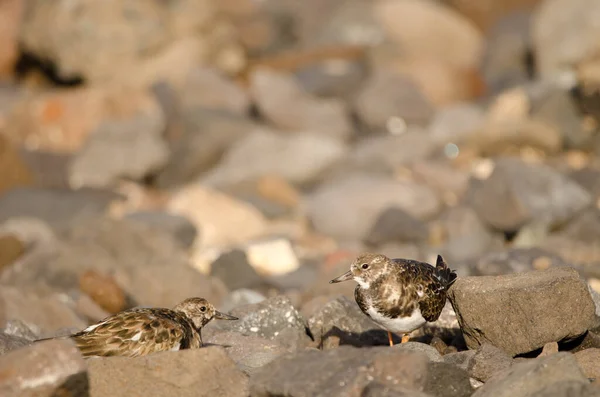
[39,297,237,357]
[330,253,457,345]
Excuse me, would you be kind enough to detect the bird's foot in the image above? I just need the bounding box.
[388,331,394,346]
[401,334,410,344]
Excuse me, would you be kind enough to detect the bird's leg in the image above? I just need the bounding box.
[401,334,410,344]
[388,331,394,346]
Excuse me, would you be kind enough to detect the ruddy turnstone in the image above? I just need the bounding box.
[330,253,457,346]
[39,297,237,357]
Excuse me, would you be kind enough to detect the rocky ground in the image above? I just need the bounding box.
[2,0,600,396]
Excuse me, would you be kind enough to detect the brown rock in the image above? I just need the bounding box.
[443,0,543,32]
[0,339,87,397]
[0,234,26,270]
[468,343,513,382]
[449,267,597,356]
[574,348,600,380]
[88,346,248,397]
[0,0,23,78]
[539,341,559,357]
[0,134,35,194]
[79,270,126,314]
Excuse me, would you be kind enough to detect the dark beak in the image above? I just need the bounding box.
[214,311,238,320]
[329,270,353,284]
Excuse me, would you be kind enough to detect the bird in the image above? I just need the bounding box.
[329,253,457,346]
[37,297,237,357]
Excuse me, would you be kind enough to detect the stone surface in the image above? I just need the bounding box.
[88,347,248,397]
[124,211,198,249]
[448,267,597,355]
[468,343,513,382]
[365,207,429,245]
[471,353,588,397]
[307,174,441,241]
[0,135,35,195]
[209,249,270,291]
[78,269,127,314]
[474,248,567,276]
[245,238,300,276]
[0,234,26,270]
[574,348,600,380]
[0,339,87,397]
[249,68,352,140]
[470,158,592,231]
[202,128,346,187]
[0,331,31,355]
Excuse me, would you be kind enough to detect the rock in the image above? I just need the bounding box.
[428,102,486,145]
[88,347,248,397]
[443,350,476,371]
[245,238,300,276]
[0,135,35,195]
[375,0,483,72]
[468,343,513,382]
[532,0,600,80]
[0,339,87,397]
[423,361,473,397]
[354,68,434,130]
[362,383,434,397]
[539,341,559,357]
[469,158,592,231]
[156,108,255,188]
[250,346,471,397]
[365,207,429,245]
[177,67,250,115]
[574,348,600,380]
[350,131,436,173]
[209,249,270,291]
[0,286,86,335]
[529,381,600,397]
[202,128,346,187]
[480,12,533,94]
[307,296,387,349]
[18,149,73,188]
[78,269,127,314]
[0,0,22,78]
[307,174,441,241]
[206,331,289,375]
[0,234,26,270]
[471,353,588,397]
[0,332,31,355]
[68,96,169,189]
[0,187,118,231]
[397,342,443,363]
[220,289,266,313]
[167,184,267,249]
[18,0,227,85]
[571,168,600,200]
[444,0,542,32]
[2,319,38,340]
[474,247,567,276]
[448,267,597,355]
[124,211,198,249]
[249,68,352,140]
[213,296,308,343]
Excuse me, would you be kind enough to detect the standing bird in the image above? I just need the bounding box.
[38,297,237,357]
[330,253,457,346]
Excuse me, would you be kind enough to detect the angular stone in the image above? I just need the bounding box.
[443,350,476,371]
[88,347,248,397]
[471,353,588,397]
[423,362,473,397]
[574,348,600,380]
[449,267,596,355]
[468,343,513,382]
[0,331,31,355]
[529,381,600,397]
[0,339,87,397]
[470,158,592,231]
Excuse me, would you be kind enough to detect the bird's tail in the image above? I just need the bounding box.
[435,255,457,288]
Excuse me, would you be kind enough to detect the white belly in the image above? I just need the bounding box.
[366,306,426,334]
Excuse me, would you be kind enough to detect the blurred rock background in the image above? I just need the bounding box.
[2,0,600,395]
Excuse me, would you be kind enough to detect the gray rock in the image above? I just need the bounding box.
[365,207,429,245]
[362,383,434,397]
[294,56,368,99]
[124,211,198,249]
[69,107,169,189]
[532,0,600,80]
[443,350,476,371]
[474,247,567,276]
[307,296,388,349]
[470,158,592,231]
[530,381,600,397]
[396,342,443,363]
[428,102,485,145]
[472,353,588,397]
[206,331,289,375]
[423,362,473,397]
[0,332,30,355]
[219,289,266,313]
[468,343,513,382]
[449,267,597,356]
[0,339,87,397]
[202,128,346,187]
[2,319,38,340]
[0,187,117,231]
[354,69,434,130]
[307,174,441,241]
[88,346,248,397]
[249,68,352,140]
[574,348,600,381]
[213,295,308,342]
[570,168,600,201]
[209,249,269,292]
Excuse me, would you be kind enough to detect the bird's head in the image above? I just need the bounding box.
[329,253,389,288]
[173,297,238,329]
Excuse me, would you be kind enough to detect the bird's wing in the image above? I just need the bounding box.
[71,309,186,357]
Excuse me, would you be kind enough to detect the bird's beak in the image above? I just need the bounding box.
[329,270,353,284]
[214,311,238,320]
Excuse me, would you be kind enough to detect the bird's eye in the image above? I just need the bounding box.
[361,263,369,269]
[200,306,206,312]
